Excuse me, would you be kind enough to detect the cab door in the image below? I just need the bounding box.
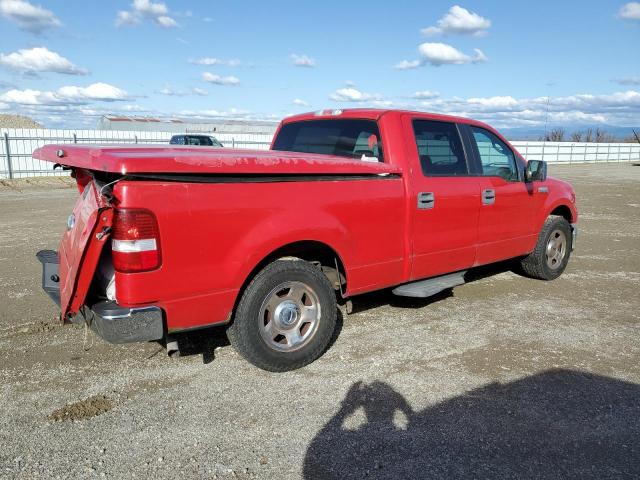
[462,124,536,265]
[402,115,481,280]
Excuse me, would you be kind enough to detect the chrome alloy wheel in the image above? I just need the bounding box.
[546,229,567,270]
[258,281,321,352]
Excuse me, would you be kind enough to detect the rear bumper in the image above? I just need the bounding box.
[37,249,164,344]
[83,301,164,344]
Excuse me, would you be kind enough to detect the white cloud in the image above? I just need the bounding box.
[290,54,316,67]
[292,98,308,107]
[156,15,177,27]
[190,57,241,67]
[115,10,138,26]
[0,47,88,75]
[115,0,178,28]
[0,82,130,105]
[418,42,487,66]
[0,0,61,33]
[412,90,640,128]
[614,77,640,85]
[421,5,491,36]
[329,87,381,102]
[158,85,208,96]
[466,95,519,111]
[412,90,440,99]
[202,72,240,85]
[619,2,640,20]
[178,107,251,118]
[394,59,421,70]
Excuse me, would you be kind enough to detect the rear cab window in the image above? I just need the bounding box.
[272,119,384,162]
[412,119,468,176]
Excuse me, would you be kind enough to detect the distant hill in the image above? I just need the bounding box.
[501,124,639,142]
[0,114,43,129]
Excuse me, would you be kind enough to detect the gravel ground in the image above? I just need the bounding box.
[0,163,639,479]
[0,114,43,129]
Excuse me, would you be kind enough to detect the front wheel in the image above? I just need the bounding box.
[227,260,337,372]
[520,216,572,280]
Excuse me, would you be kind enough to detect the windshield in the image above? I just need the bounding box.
[272,119,384,162]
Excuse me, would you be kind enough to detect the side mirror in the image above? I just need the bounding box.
[525,160,547,182]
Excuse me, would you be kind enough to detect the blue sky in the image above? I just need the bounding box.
[0,0,639,130]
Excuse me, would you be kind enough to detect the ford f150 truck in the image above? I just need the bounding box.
[34,109,577,372]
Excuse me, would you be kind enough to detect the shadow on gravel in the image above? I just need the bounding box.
[349,259,519,314]
[304,370,640,479]
[165,309,345,365]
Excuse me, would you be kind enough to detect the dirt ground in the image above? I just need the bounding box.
[0,164,639,479]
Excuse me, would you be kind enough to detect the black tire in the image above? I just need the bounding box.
[520,216,572,280]
[227,260,337,372]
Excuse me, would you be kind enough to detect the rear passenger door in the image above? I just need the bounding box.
[403,116,481,280]
[462,125,535,264]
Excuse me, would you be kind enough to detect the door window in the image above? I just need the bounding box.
[412,120,468,176]
[470,127,518,181]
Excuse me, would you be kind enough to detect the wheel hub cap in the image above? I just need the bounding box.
[274,301,299,327]
[258,281,321,352]
[546,229,567,270]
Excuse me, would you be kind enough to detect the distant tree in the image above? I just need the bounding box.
[570,131,583,142]
[544,128,565,142]
[584,129,594,142]
[594,128,616,143]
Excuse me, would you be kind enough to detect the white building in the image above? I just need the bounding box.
[96,115,279,135]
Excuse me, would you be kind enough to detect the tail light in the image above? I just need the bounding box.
[111,209,161,273]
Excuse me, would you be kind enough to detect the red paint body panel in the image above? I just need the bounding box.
[34,109,578,333]
[112,178,405,329]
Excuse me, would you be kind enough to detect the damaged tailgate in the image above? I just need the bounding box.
[52,181,112,321]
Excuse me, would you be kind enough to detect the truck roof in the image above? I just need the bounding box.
[282,108,489,128]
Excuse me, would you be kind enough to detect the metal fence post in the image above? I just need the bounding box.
[73,133,77,144]
[232,138,235,149]
[134,135,138,144]
[569,143,573,165]
[3,132,13,180]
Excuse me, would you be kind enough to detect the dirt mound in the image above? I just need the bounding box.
[48,395,113,422]
[0,114,43,129]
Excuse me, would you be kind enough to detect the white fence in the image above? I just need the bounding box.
[511,141,640,164]
[0,128,273,178]
[1,128,639,179]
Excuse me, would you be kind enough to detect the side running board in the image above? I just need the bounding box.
[392,271,466,298]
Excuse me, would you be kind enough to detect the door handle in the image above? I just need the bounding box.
[482,189,495,205]
[417,192,435,209]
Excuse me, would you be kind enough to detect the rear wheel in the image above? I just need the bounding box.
[520,216,572,280]
[227,260,337,372]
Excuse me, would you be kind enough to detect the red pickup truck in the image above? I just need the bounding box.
[35,109,577,371]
